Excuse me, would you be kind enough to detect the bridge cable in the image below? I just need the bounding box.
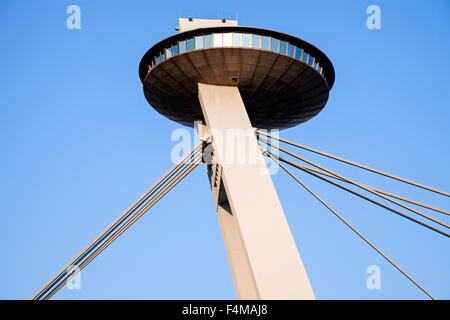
[256,130,450,198]
[266,150,449,238]
[265,151,436,300]
[281,162,449,216]
[259,138,449,233]
[32,143,202,299]
[31,143,203,300]
[40,153,202,300]
[43,155,202,300]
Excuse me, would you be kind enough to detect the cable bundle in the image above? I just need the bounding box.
[31,142,203,300]
[257,130,449,300]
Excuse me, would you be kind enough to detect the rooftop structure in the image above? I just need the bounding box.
[177,17,238,32]
[139,21,335,129]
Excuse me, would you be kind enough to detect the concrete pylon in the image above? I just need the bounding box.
[197,83,315,300]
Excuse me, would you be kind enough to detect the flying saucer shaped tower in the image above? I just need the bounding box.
[139,19,334,129]
[139,18,335,300]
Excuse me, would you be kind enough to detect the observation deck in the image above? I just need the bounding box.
[139,23,335,129]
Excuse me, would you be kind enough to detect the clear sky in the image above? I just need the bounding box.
[0,0,449,300]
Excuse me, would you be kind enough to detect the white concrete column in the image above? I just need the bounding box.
[198,83,315,300]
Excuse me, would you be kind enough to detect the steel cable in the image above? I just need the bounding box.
[266,151,436,300]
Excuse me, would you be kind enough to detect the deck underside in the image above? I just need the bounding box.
[143,48,329,129]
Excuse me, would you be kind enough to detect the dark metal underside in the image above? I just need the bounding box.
[143,47,330,129]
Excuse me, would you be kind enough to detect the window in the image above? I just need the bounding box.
[295,47,303,60]
[271,38,279,52]
[223,33,232,46]
[302,51,309,62]
[156,33,324,77]
[287,44,295,57]
[279,41,288,54]
[195,36,204,49]
[187,38,194,51]
[205,34,212,48]
[252,35,261,48]
[179,40,187,53]
[243,34,252,47]
[233,33,242,46]
[166,47,172,59]
[261,36,270,50]
[213,33,222,47]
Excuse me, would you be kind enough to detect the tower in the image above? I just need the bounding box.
[31,16,445,302]
[138,18,335,299]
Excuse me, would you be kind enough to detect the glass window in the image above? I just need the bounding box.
[213,33,222,47]
[271,38,279,52]
[173,44,179,56]
[161,52,165,61]
[233,33,242,46]
[302,51,309,62]
[252,35,261,48]
[279,41,288,54]
[308,55,314,66]
[243,34,252,47]
[166,47,172,59]
[261,36,270,50]
[288,44,295,57]
[314,62,318,69]
[223,33,232,46]
[318,66,322,73]
[205,34,212,48]
[195,36,203,49]
[295,47,303,60]
[187,38,195,51]
[179,40,186,53]
[156,55,160,64]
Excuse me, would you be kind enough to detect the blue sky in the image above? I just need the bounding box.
[0,0,449,299]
